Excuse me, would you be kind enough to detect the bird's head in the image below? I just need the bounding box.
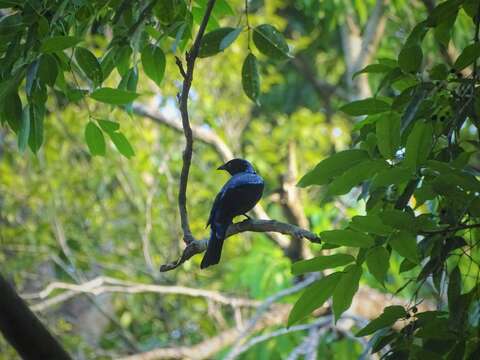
[217,158,256,175]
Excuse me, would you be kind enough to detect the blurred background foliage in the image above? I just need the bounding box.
[1,0,479,359]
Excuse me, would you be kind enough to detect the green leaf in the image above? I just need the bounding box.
[332,264,362,321]
[356,306,407,336]
[242,53,260,105]
[340,98,390,116]
[40,36,82,53]
[38,54,58,86]
[350,215,393,236]
[298,150,369,187]
[320,230,374,248]
[376,113,400,159]
[380,210,416,233]
[109,131,135,158]
[219,27,242,50]
[430,64,449,80]
[353,63,392,78]
[75,47,103,86]
[3,91,22,133]
[328,159,387,195]
[389,231,419,264]
[141,45,166,87]
[447,266,461,311]
[404,121,434,169]
[90,87,139,105]
[366,247,390,285]
[18,106,30,152]
[28,104,44,153]
[372,166,414,188]
[288,272,341,327]
[398,44,423,73]
[199,27,239,57]
[98,119,120,133]
[252,24,290,59]
[292,254,355,275]
[100,47,117,81]
[115,45,132,77]
[454,43,480,71]
[85,121,105,156]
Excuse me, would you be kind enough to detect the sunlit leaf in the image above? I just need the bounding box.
[242,53,260,105]
[85,121,105,156]
[109,131,135,158]
[288,272,341,327]
[320,230,374,248]
[333,264,362,321]
[141,45,166,87]
[199,27,239,57]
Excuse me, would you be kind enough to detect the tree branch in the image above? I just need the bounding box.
[23,276,261,311]
[0,273,71,359]
[159,219,321,272]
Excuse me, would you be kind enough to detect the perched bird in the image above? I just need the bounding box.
[201,159,264,269]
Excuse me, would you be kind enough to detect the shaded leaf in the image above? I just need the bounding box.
[298,150,369,187]
[38,54,58,86]
[398,44,423,73]
[376,113,400,159]
[40,36,82,53]
[366,246,390,285]
[320,229,374,248]
[75,47,103,86]
[3,91,22,133]
[252,24,290,59]
[372,166,414,188]
[340,98,390,116]
[18,106,30,152]
[28,104,44,153]
[353,63,392,78]
[356,306,406,336]
[389,231,419,264]
[199,27,239,57]
[328,159,387,195]
[454,43,480,71]
[404,121,434,169]
[380,210,416,233]
[350,215,393,236]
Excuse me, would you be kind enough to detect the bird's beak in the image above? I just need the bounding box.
[217,164,226,171]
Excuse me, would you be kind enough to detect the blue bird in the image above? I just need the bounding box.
[201,159,264,269]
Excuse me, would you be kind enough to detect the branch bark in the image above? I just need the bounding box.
[159,219,321,272]
[176,0,217,244]
[0,273,72,359]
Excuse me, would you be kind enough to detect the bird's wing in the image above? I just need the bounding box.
[206,190,223,228]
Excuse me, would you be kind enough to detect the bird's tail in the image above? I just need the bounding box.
[201,222,229,269]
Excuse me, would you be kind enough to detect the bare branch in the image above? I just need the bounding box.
[159,219,321,272]
[24,276,260,311]
[177,0,217,244]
